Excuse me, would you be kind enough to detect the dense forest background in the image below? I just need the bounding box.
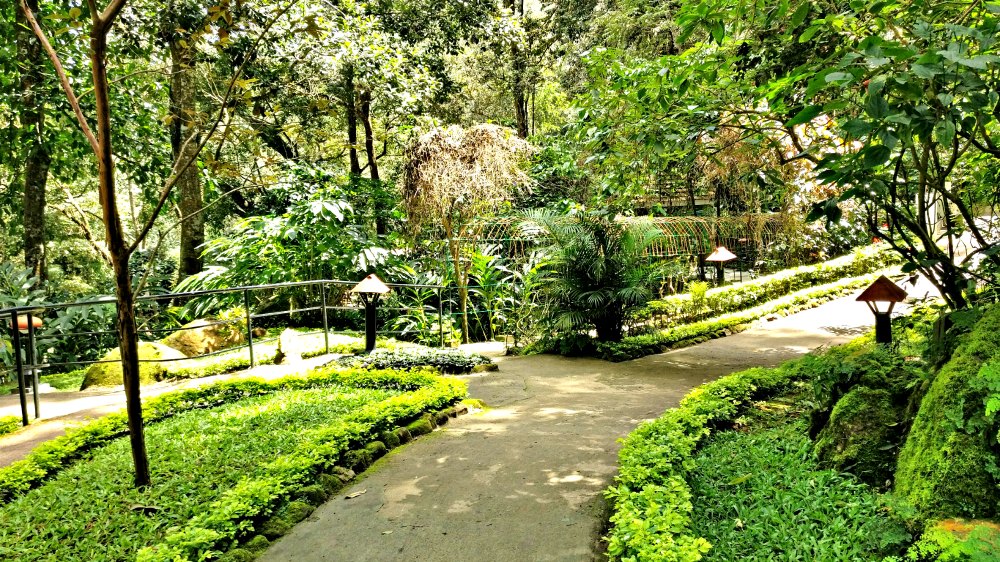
[3,0,1000,311]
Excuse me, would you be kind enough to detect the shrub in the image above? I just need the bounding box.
[594,273,882,361]
[0,415,20,437]
[0,366,465,562]
[0,365,451,502]
[639,245,899,327]
[606,361,807,560]
[336,347,492,374]
[895,304,1000,522]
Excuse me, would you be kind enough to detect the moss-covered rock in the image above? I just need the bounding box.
[433,411,450,427]
[895,305,1000,522]
[406,416,433,436]
[244,535,270,554]
[365,440,388,461]
[814,387,903,487]
[161,317,245,357]
[298,484,328,505]
[394,426,412,444]
[344,449,372,472]
[259,501,314,540]
[216,548,254,562]
[379,430,401,449]
[80,342,187,389]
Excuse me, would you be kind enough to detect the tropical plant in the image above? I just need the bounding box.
[524,210,666,342]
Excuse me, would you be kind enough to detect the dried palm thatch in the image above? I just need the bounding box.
[402,124,534,343]
[402,124,534,231]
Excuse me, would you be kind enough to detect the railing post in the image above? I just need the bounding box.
[27,312,39,419]
[243,289,255,368]
[438,287,444,348]
[11,312,28,427]
[321,282,330,355]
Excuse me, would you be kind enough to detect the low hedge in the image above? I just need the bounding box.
[0,365,451,503]
[336,348,493,374]
[596,272,886,361]
[606,362,809,561]
[638,245,899,327]
[136,375,465,561]
[0,415,20,437]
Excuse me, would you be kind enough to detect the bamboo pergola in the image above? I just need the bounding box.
[462,214,785,259]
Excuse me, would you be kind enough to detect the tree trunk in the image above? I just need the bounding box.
[360,90,379,182]
[344,67,361,175]
[359,89,388,236]
[17,0,49,283]
[170,37,204,278]
[511,45,529,139]
[446,226,470,344]
[91,25,151,487]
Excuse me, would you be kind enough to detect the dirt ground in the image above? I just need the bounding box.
[259,295,880,562]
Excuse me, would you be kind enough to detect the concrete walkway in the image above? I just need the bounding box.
[259,294,882,562]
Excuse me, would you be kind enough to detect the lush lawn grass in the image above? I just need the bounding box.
[0,385,397,562]
[688,403,908,561]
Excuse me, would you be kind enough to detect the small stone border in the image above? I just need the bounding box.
[215,401,475,562]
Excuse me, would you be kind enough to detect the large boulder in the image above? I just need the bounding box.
[814,386,905,487]
[895,305,1000,522]
[80,342,187,389]
[162,317,245,357]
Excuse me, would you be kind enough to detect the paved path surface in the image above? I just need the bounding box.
[260,293,883,562]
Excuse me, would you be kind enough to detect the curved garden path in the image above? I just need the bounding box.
[260,293,883,562]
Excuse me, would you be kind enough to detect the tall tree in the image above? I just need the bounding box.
[19,0,297,485]
[164,1,205,277]
[16,0,49,283]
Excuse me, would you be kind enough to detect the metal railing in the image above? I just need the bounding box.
[1,278,493,428]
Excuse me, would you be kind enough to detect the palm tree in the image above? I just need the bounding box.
[523,210,664,342]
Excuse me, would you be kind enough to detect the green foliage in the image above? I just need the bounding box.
[336,348,492,374]
[898,520,1000,562]
[594,272,883,361]
[525,210,667,342]
[1,385,394,561]
[0,415,20,437]
[895,304,1000,522]
[814,386,905,488]
[606,357,809,560]
[0,365,458,503]
[640,246,900,327]
[690,418,908,560]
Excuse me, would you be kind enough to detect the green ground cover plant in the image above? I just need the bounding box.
[336,347,492,374]
[689,409,907,561]
[0,367,464,562]
[0,365,450,502]
[605,361,809,560]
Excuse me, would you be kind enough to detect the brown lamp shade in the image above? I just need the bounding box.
[856,275,907,303]
[705,246,737,262]
[11,315,43,331]
[351,274,391,295]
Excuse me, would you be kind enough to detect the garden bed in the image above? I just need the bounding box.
[687,395,907,561]
[0,365,466,562]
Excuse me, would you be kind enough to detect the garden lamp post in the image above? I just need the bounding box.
[856,275,907,345]
[9,311,43,426]
[351,274,391,353]
[705,246,737,286]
